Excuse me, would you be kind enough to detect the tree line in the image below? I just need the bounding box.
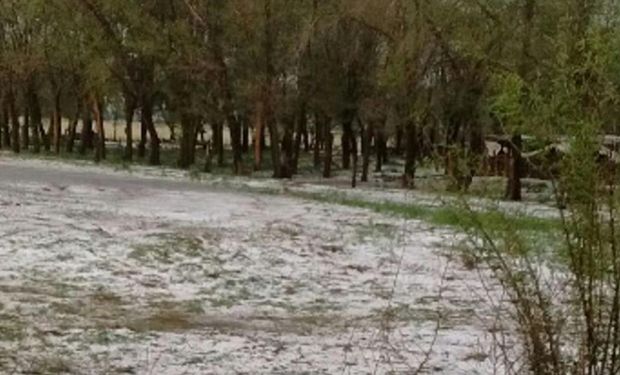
[1,0,618,200]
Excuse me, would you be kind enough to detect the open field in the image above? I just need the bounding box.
[0,158,515,374]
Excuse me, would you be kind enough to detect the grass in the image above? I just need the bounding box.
[129,233,205,264]
[127,309,197,333]
[0,313,26,342]
[286,190,561,234]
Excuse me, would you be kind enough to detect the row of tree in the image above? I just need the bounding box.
[1,0,618,200]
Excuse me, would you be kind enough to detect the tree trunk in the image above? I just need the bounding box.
[375,127,386,172]
[178,113,198,169]
[361,121,372,182]
[208,4,242,175]
[40,121,50,152]
[92,96,106,162]
[0,95,9,149]
[217,122,224,167]
[22,109,30,151]
[66,101,81,153]
[253,100,264,171]
[292,103,306,175]
[204,140,213,173]
[302,119,310,153]
[506,134,523,201]
[142,95,160,165]
[138,114,147,158]
[0,113,2,149]
[395,125,404,155]
[351,133,358,188]
[211,122,224,167]
[229,118,243,174]
[267,114,282,178]
[124,94,136,161]
[27,86,42,154]
[80,106,93,155]
[313,112,322,169]
[168,123,176,141]
[403,122,417,188]
[341,119,353,170]
[280,119,294,178]
[7,91,19,153]
[242,116,250,154]
[22,84,44,153]
[52,91,62,154]
[323,131,333,178]
[263,0,282,178]
[505,0,535,201]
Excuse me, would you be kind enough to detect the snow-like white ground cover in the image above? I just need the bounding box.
[0,158,515,374]
[0,156,559,219]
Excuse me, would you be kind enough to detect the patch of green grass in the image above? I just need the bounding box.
[354,220,397,240]
[129,233,205,264]
[127,308,197,333]
[207,296,237,309]
[0,314,26,342]
[188,165,204,181]
[27,357,74,374]
[288,190,559,234]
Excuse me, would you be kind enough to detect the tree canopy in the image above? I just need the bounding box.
[0,0,618,198]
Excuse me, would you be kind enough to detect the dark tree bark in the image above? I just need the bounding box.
[361,121,372,182]
[92,95,106,162]
[323,131,333,178]
[403,122,418,188]
[351,132,358,188]
[507,134,523,201]
[242,116,250,154]
[124,93,136,161]
[280,119,294,178]
[7,90,20,153]
[22,107,30,151]
[302,119,310,153]
[253,100,264,171]
[0,95,8,149]
[506,0,535,201]
[40,121,50,152]
[211,122,224,167]
[22,84,44,153]
[80,106,93,155]
[26,85,42,154]
[375,126,387,172]
[260,124,267,150]
[66,101,82,153]
[207,1,243,175]
[141,94,160,165]
[138,115,147,158]
[267,112,282,178]
[313,112,323,169]
[292,103,306,174]
[168,123,176,141]
[204,140,213,173]
[229,118,243,174]
[264,0,282,178]
[52,91,62,154]
[395,125,404,155]
[178,113,198,169]
[341,118,353,170]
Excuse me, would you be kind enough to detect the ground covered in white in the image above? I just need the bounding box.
[0,158,514,374]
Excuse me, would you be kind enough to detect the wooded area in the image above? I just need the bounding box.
[2,0,618,201]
